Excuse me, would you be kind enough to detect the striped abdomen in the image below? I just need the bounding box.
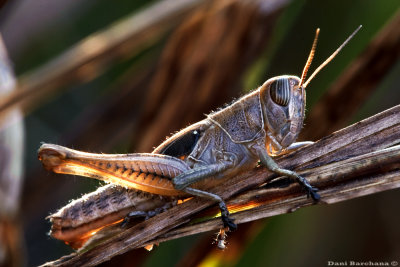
[49,184,177,249]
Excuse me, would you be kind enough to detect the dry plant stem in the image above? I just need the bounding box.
[0,35,25,267]
[41,104,400,267]
[301,9,400,140]
[143,145,400,247]
[0,0,204,125]
[148,170,400,248]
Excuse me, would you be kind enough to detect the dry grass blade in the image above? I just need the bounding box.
[0,35,25,267]
[0,0,204,126]
[40,104,400,266]
[142,145,400,247]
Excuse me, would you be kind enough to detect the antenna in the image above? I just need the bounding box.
[300,28,320,87]
[302,25,362,89]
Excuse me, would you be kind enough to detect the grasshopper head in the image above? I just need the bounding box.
[259,75,305,155]
[258,26,361,155]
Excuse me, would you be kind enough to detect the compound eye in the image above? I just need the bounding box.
[270,78,291,106]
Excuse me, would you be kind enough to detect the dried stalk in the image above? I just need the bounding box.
[41,104,400,266]
[0,0,204,126]
[142,145,400,247]
[0,35,25,267]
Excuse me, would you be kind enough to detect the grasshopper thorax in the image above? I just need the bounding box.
[259,75,305,155]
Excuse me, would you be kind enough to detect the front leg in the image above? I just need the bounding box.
[172,161,237,231]
[257,147,320,201]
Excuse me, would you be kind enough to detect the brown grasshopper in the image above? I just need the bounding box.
[38,26,361,249]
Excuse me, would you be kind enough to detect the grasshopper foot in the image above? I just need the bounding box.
[304,184,320,201]
[222,215,237,231]
[309,187,320,201]
[257,149,320,202]
[294,173,320,202]
[121,211,148,228]
[219,202,237,231]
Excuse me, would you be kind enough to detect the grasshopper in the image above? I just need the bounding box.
[38,26,361,249]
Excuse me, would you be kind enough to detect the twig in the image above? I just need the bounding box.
[0,0,204,126]
[41,104,400,266]
[143,145,400,247]
[0,34,25,267]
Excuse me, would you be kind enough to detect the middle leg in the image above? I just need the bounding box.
[172,161,237,230]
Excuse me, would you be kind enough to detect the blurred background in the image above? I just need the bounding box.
[0,0,399,266]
